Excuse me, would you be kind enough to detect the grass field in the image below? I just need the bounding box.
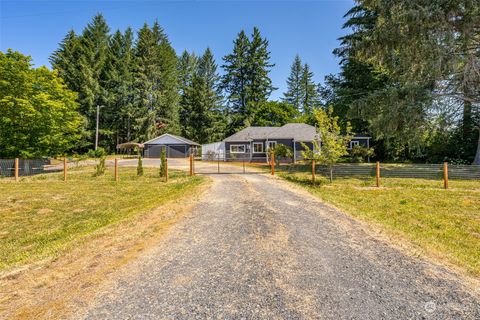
[278,171,480,276]
[0,166,205,272]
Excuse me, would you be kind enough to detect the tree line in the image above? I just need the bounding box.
[1,1,479,163]
[46,15,320,153]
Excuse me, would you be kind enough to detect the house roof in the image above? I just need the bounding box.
[268,123,318,141]
[143,133,200,146]
[223,123,318,142]
[223,126,278,142]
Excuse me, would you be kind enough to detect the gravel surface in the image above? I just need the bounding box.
[83,173,480,319]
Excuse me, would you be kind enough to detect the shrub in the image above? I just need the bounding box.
[349,146,375,163]
[94,157,106,176]
[137,153,143,176]
[160,147,167,178]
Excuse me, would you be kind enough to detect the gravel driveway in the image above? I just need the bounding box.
[83,173,479,319]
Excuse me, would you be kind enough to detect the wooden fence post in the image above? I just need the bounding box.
[218,157,220,174]
[14,158,19,182]
[376,161,380,187]
[312,159,316,184]
[270,152,275,176]
[165,158,168,182]
[189,154,193,176]
[443,162,448,189]
[243,159,245,174]
[114,158,119,182]
[63,157,67,181]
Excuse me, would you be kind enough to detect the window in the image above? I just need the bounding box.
[253,142,264,153]
[266,141,277,150]
[230,144,245,153]
[349,141,359,149]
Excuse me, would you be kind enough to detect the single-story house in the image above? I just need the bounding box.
[223,123,318,162]
[143,134,200,158]
[217,123,371,162]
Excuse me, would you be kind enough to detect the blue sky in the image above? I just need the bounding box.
[0,0,353,100]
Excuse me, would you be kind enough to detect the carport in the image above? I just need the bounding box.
[143,134,200,158]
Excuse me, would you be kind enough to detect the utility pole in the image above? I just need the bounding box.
[95,105,103,150]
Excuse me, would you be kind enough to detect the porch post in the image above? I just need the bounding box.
[293,139,296,163]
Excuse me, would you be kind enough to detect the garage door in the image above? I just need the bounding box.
[168,145,187,158]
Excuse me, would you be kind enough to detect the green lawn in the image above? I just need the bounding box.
[0,167,205,272]
[278,171,480,276]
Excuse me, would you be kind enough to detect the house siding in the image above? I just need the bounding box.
[225,142,251,160]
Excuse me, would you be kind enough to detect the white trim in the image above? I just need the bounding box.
[252,142,264,153]
[230,144,246,154]
[266,141,277,150]
[349,141,360,149]
[143,133,199,146]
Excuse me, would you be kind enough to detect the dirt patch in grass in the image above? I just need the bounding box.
[0,167,209,319]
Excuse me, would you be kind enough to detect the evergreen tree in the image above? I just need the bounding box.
[283,55,303,112]
[132,22,180,142]
[50,14,110,149]
[222,30,250,130]
[197,48,226,142]
[178,50,198,94]
[300,63,320,116]
[153,21,180,135]
[103,28,135,147]
[49,30,82,95]
[180,48,226,143]
[222,27,275,132]
[78,13,111,128]
[178,50,199,137]
[246,27,275,117]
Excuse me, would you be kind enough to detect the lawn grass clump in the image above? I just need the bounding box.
[0,166,204,272]
[279,171,480,276]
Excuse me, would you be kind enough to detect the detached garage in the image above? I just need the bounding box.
[143,134,200,158]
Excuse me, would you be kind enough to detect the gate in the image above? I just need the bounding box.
[193,156,268,174]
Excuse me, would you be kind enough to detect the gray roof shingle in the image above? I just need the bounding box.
[223,123,318,142]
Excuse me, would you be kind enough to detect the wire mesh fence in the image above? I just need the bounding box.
[193,156,270,174]
[0,159,52,177]
[277,162,480,180]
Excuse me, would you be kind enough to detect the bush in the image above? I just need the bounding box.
[160,147,167,178]
[349,146,375,163]
[137,153,143,176]
[87,147,106,159]
[205,150,216,161]
[94,157,106,176]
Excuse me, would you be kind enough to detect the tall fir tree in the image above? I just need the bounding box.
[180,48,226,143]
[50,30,82,95]
[103,28,135,146]
[283,55,303,112]
[245,27,275,118]
[132,21,180,142]
[78,14,111,129]
[300,63,320,117]
[222,27,275,133]
[153,21,180,135]
[222,30,250,131]
[50,14,110,149]
[178,50,199,137]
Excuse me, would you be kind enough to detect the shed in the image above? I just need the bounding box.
[143,134,200,158]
